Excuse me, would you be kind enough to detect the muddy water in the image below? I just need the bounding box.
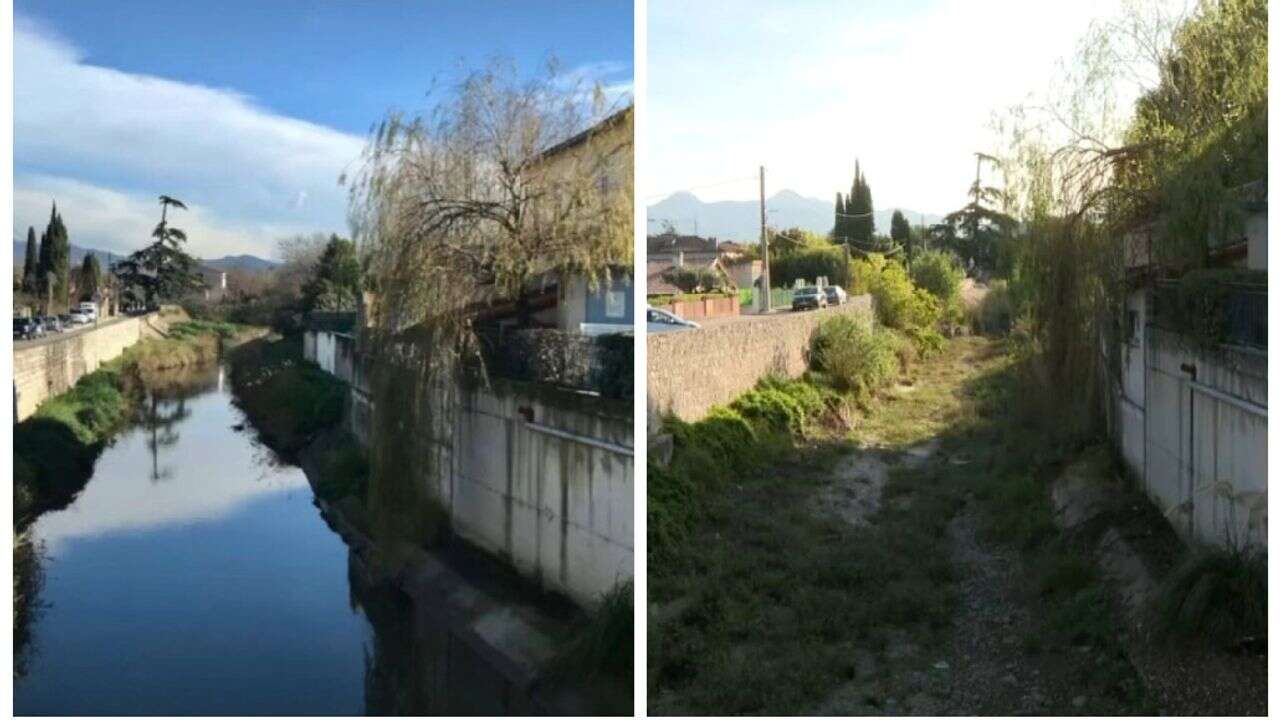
[12,364,473,715]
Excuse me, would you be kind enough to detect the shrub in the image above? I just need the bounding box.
[809,314,900,399]
[756,374,828,418]
[731,388,806,436]
[854,255,941,333]
[971,280,1014,335]
[1149,546,1266,646]
[315,437,370,502]
[910,249,964,303]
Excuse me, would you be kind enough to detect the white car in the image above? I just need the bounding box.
[647,305,700,333]
[68,310,91,325]
[77,302,99,322]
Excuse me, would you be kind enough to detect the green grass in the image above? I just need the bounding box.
[227,335,347,455]
[314,434,370,502]
[557,580,634,681]
[1149,546,1267,646]
[649,336,1160,714]
[14,322,248,527]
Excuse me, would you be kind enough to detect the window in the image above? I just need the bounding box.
[605,289,626,318]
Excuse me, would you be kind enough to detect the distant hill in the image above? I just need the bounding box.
[12,241,277,273]
[647,190,943,243]
[201,254,279,272]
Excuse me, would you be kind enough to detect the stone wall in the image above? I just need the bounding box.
[647,298,872,422]
[13,315,167,421]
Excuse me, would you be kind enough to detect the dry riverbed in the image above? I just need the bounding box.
[649,337,1261,715]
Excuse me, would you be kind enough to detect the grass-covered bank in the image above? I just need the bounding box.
[649,328,1264,714]
[13,321,256,527]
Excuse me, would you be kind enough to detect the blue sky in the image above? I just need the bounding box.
[647,0,1146,215]
[14,1,633,259]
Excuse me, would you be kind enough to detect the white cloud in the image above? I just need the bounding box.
[13,20,366,258]
[647,0,1155,214]
[15,174,325,261]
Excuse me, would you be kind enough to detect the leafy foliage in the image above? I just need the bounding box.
[809,314,900,399]
[663,266,726,293]
[114,195,206,306]
[302,234,361,311]
[770,245,851,289]
[910,249,965,303]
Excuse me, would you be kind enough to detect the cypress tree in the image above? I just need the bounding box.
[37,202,71,312]
[22,226,38,293]
[79,254,102,301]
[846,161,875,244]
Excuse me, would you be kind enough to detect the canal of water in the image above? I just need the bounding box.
[13,364,418,715]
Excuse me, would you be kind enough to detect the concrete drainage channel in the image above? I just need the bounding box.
[295,434,607,716]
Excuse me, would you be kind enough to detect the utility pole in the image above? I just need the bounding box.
[759,165,771,313]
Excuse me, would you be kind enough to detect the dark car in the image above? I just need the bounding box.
[42,316,64,333]
[14,317,42,341]
[824,285,848,306]
[791,286,827,311]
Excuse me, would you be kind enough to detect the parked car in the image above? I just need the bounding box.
[14,317,42,341]
[824,285,848,306]
[41,316,64,333]
[77,302,99,322]
[68,310,91,325]
[58,313,74,328]
[647,305,700,333]
[791,286,827,311]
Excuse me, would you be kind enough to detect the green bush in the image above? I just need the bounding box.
[853,254,940,333]
[315,437,370,502]
[809,314,900,399]
[756,374,828,418]
[910,249,964,303]
[971,280,1014,335]
[731,388,806,436]
[1149,546,1266,645]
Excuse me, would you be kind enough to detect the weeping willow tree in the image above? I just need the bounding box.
[345,59,633,554]
[995,0,1265,441]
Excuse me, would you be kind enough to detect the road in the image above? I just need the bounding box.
[14,313,141,350]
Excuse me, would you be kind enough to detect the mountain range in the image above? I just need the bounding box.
[12,241,278,273]
[647,189,944,242]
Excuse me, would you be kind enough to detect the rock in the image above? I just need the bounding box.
[1072,695,1087,708]
[1002,673,1017,684]
[933,660,950,671]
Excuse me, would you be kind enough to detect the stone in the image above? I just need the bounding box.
[1072,695,1087,708]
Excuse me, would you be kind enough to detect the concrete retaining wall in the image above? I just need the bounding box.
[647,297,872,422]
[303,329,633,607]
[13,315,166,421]
[1113,324,1267,548]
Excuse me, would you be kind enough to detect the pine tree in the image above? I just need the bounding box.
[22,226,38,293]
[115,195,205,307]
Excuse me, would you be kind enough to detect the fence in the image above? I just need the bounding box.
[472,326,633,401]
[1150,279,1267,350]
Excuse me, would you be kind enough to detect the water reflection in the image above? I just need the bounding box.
[14,364,371,715]
[13,361,556,716]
